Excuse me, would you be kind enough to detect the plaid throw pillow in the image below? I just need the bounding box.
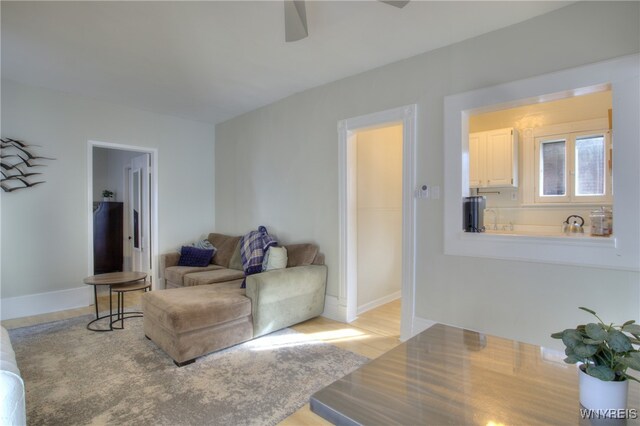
[178,246,215,267]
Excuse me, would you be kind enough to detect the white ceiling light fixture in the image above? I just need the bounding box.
[284,0,409,43]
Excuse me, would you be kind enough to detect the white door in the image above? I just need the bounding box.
[129,154,151,274]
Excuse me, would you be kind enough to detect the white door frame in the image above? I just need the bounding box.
[87,140,159,290]
[338,104,417,341]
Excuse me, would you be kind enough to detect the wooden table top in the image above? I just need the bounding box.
[311,323,640,425]
[83,271,147,286]
[111,281,151,293]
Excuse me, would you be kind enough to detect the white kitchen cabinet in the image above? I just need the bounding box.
[468,127,518,188]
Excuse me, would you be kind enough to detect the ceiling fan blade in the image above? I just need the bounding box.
[284,0,308,42]
[379,0,410,8]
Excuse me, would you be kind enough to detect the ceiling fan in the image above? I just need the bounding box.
[284,0,410,42]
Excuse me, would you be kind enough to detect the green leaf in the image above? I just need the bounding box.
[562,329,584,349]
[565,347,574,356]
[622,324,640,335]
[551,331,564,339]
[620,353,640,371]
[607,330,633,353]
[587,365,616,381]
[585,323,608,341]
[573,343,599,358]
[583,338,604,345]
[564,355,581,364]
[579,307,597,316]
[622,320,636,327]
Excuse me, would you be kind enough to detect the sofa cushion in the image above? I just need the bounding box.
[285,244,318,267]
[263,246,288,271]
[178,246,215,267]
[207,234,241,268]
[142,286,251,334]
[228,240,244,271]
[183,268,245,287]
[165,265,222,285]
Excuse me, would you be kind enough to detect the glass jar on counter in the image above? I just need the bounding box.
[590,207,612,236]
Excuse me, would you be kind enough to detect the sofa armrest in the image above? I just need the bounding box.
[159,252,181,280]
[1,327,26,426]
[245,265,327,338]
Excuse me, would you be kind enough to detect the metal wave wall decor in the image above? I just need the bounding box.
[1,138,55,192]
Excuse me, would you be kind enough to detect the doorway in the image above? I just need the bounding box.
[88,141,158,289]
[353,124,403,314]
[338,104,417,341]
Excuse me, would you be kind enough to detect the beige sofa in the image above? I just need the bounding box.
[143,233,327,366]
[1,326,26,426]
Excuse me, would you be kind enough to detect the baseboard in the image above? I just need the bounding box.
[412,316,437,336]
[357,290,401,315]
[1,286,92,321]
[321,295,347,322]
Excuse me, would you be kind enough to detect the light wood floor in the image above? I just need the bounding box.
[1,295,401,425]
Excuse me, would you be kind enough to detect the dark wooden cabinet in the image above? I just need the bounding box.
[93,202,124,274]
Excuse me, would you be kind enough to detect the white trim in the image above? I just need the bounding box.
[0,287,92,320]
[338,104,417,341]
[87,141,160,289]
[444,54,639,271]
[321,295,346,322]
[357,291,401,315]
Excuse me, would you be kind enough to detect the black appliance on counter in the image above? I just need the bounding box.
[463,196,486,232]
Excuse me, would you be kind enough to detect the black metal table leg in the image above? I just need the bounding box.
[86,284,119,332]
[93,285,98,319]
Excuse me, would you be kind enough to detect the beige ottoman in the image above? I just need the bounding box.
[142,285,253,366]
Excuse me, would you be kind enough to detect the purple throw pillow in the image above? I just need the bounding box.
[178,246,215,267]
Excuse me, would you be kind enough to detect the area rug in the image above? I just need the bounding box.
[9,314,369,426]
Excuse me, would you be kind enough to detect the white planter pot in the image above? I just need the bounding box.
[579,365,628,412]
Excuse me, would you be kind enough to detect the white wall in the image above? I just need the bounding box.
[356,125,402,311]
[1,80,215,316]
[92,147,140,203]
[215,2,640,348]
[93,148,109,202]
[469,91,612,133]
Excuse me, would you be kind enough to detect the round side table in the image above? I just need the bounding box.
[83,271,148,332]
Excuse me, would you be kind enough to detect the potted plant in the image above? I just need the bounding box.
[551,307,640,412]
[102,190,114,201]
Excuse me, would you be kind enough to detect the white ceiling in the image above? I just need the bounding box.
[1,1,572,125]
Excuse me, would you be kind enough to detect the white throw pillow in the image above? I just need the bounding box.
[262,246,288,271]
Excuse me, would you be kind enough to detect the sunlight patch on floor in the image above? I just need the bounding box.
[304,328,368,343]
[248,328,366,351]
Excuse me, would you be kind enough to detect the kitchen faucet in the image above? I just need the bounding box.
[485,208,498,230]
